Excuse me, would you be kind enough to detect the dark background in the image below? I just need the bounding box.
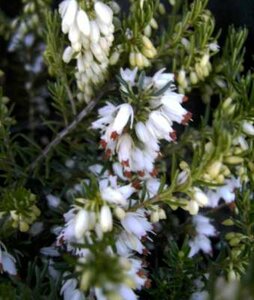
[1,0,254,66]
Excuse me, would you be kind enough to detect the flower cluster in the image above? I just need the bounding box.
[0,188,40,233]
[52,166,155,299]
[92,68,192,178]
[129,35,157,69]
[206,176,240,208]
[59,0,115,102]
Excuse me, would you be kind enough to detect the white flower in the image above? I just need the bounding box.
[62,46,74,63]
[193,188,209,207]
[193,215,216,237]
[59,0,115,102]
[61,276,85,300]
[145,178,161,198]
[90,20,100,43]
[118,285,138,300]
[76,9,90,36]
[116,133,133,166]
[152,69,174,89]
[46,194,61,208]
[116,231,145,256]
[160,92,190,124]
[242,120,254,136]
[111,104,134,136]
[120,68,138,86]
[188,214,216,257]
[135,121,152,144]
[74,209,90,239]
[146,111,174,141]
[0,249,17,275]
[93,68,191,176]
[186,199,199,215]
[61,0,78,29]
[206,177,241,208]
[121,210,152,238]
[100,205,113,232]
[100,186,127,206]
[189,235,212,257]
[94,1,113,25]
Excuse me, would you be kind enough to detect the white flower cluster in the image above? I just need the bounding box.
[177,42,219,92]
[188,214,216,257]
[92,68,192,178]
[54,165,156,299]
[59,0,115,102]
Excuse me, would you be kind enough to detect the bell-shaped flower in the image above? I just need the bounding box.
[100,205,113,232]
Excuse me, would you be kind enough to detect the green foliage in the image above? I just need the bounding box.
[0,0,254,299]
[147,239,200,299]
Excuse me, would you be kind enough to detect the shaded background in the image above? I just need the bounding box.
[1,0,254,61]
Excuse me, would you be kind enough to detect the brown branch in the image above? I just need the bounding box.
[29,82,113,172]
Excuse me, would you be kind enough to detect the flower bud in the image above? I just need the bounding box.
[178,70,188,88]
[200,53,210,67]
[20,221,29,232]
[136,52,144,68]
[129,52,136,67]
[206,161,222,179]
[159,3,166,14]
[150,18,158,29]
[100,205,113,232]
[190,71,198,84]
[74,209,90,239]
[109,51,120,65]
[142,36,154,50]
[150,211,160,223]
[224,156,243,165]
[114,206,126,220]
[187,200,199,215]
[193,189,208,207]
[77,9,90,36]
[94,1,113,25]
[222,219,234,226]
[62,46,74,63]
[144,25,152,37]
[80,270,92,291]
[158,208,167,220]
[222,97,233,109]
[142,47,156,59]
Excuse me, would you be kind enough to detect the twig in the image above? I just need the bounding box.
[29,82,113,171]
[64,80,77,116]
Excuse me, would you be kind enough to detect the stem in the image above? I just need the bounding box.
[64,76,77,116]
[29,82,113,172]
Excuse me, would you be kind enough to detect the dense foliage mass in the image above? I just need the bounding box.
[0,0,254,299]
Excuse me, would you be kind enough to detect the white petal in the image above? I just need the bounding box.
[100,205,113,232]
[94,2,113,25]
[74,210,90,239]
[77,10,90,36]
[62,0,78,27]
[90,20,100,43]
[2,252,17,275]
